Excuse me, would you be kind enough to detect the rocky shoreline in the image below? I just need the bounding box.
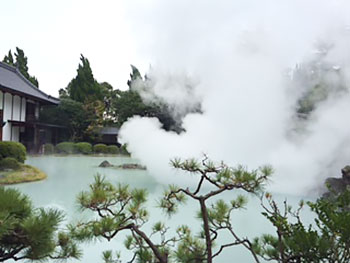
[323,165,350,198]
[98,160,146,170]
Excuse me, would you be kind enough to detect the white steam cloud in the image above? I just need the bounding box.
[119,0,350,195]
[131,68,202,123]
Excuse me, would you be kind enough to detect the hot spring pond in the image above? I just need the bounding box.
[7,156,316,263]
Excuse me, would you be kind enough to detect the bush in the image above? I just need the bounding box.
[93,144,108,154]
[0,157,21,171]
[107,145,119,154]
[120,144,130,155]
[55,142,76,154]
[75,142,92,155]
[0,141,26,163]
[43,144,55,155]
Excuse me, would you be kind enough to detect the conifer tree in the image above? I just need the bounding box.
[66,55,103,103]
[127,64,142,88]
[2,47,39,88]
[0,187,80,262]
[2,50,14,66]
[71,157,272,263]
[254,189,350,262]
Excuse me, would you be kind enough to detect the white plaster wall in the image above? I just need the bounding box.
[2,93,13,141]
[3,93,12,121]
[13,95,21,121]
[21,98,26,122]
[35,103,39,119]
[12,126,20,142]
[0,91,3,110]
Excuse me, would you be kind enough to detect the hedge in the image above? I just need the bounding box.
[0,157,21,170]
[93,144,108,154]
[75,142,92,154]
[55,142,76,154]
[0,141,26,163]
[43,144,55,155]
[107,145,119,154]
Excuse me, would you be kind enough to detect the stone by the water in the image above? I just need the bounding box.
[323,165,350,198]
[99,160,113,167]
[116,164,146,170]
[342,165,350,182]
[98,160,146,170]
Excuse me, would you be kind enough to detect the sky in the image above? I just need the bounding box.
[1,0,149,96]
[3,0,350,195]
[1,0,349,96]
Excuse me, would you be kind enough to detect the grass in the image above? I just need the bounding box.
[0,164,47,185]
[30,153,130,157]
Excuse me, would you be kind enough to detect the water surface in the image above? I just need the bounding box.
[8,156,315,263]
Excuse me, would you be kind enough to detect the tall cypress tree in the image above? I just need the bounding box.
[127,64,142,88]
[2,50,14,66]
[2,47,39,88]
[66,55,102,103]
[14,47,39,88]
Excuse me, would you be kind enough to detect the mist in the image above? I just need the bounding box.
[119,0,350,195]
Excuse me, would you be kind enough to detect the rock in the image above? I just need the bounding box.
[98,161,146,170]
[116,164,146,170]
[323,165,350,198]
[325,177,347,193]
[99,160,113,167]
[342,165,350,183]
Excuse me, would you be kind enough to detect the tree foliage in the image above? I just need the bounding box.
[2,47,39,87]
[44,62,187,143]
[253,189,350,262]
[160,157,272,263]
[0,187,79,262]
[72,157,272,263]
[65,55,103,103]
[112,89,160,126]
[39,98,96,142]
[2,50,14,66]
[112,65,180,131]
[55,56,117,142]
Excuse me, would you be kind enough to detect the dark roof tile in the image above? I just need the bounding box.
[0,62,59,104]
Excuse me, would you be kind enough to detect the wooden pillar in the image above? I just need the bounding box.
[34,124,39,153]
[0,110,3,141]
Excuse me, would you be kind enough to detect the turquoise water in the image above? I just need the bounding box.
[8,156,315,263]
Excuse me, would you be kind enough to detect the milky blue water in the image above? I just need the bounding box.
[7,156,315,263]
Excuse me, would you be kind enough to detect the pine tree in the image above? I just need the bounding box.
[0,187,80,261]
[2,50,14,66]
[72,157,271,263]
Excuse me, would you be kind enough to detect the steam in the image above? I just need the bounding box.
[119,0,350,195]
[131,68,202,125]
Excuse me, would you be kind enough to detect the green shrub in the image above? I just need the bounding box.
[107,145,119,154]
[43,144,55,155]
[0,157,21,170]
[120,144,130,155]
[75,142,92,155]
[93,144,108,154]
[55,142,76,154]
[0,141,26,163]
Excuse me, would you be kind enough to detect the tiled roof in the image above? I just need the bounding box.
[0,62,59,104]
[99,127,119,135]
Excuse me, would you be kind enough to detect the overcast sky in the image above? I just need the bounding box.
[1,0,152,97]
[2,0,349,98]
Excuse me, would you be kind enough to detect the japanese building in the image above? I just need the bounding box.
[0,61,61,152]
